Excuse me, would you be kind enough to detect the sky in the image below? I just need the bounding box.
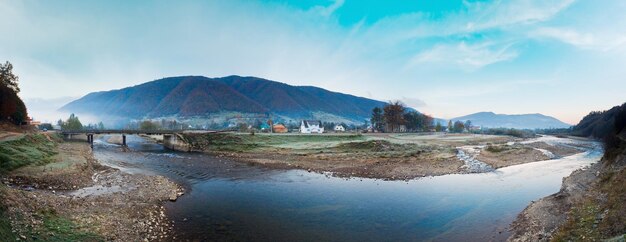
[1,0,626,124]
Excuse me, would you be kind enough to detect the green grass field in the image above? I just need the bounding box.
[0,134,60,173]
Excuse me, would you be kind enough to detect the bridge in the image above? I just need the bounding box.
[60,129,216,150]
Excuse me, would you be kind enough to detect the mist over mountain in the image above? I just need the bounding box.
[452,112,571,129]
[60,76,388,126]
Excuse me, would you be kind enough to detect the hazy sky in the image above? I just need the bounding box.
[2,0,625,124]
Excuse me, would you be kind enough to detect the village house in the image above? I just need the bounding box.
[333,124,345,132]
[300,120,324,133]
[273,124,288,133]
[469,125,482,131]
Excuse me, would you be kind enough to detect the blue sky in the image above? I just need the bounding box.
[1,0,625,124]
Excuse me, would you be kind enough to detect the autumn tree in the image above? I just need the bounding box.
[0,61,27,125]
[383,101,406,132]
[370,107,384,132]
[403,111,421,132]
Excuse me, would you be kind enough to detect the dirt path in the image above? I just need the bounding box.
[0,131,24,142]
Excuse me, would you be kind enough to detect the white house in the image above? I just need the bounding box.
[334,125,345,132]
[300,120,324,133]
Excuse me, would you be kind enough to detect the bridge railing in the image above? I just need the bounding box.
[59,129,215,135]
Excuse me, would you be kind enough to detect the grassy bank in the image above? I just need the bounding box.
[552,164,626,241]
[183,132,365,152]
[0,187,16,241]
[0,133,105,241]
[0,133,60,173]
[1,205,104,242]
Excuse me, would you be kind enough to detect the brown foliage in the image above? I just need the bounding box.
[383,101,405,132]
[0,61,27,125]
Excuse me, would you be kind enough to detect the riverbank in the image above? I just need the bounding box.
[181,132,589,180]
[509,136,626,241]
[0,132,182,241]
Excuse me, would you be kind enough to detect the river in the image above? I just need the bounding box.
[92,135,602,241]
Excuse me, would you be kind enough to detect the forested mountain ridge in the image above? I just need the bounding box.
[60,75,388,124]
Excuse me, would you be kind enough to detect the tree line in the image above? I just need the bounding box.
[446,120,473,133]
[370,101,435,132]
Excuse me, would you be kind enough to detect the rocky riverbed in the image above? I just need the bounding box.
[1,138,183,241]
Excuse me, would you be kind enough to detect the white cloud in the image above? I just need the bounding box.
[310,0,345,17]
[364,0,575,43]
[407,42,518,70]
[531,27,626,52]
[532,27,594,46]
[462,0,575,31]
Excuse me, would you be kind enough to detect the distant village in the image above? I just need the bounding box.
[39,101,491,135]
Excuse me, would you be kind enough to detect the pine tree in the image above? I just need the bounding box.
[371,107,384,132]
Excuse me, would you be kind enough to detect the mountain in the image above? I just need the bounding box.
[451,112,571,129]
[60,75,388,125]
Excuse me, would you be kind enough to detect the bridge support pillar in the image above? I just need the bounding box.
[87,134,93,148]
[122,134,127,147]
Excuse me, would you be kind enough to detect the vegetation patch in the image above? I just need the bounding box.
[0,188,16,241]
[336,140,406,152]
[30,209,104,242]
[0,134,59,173]
[479,128,536,138]
[6,207,103,242]
[485,145,508,153]
[183,132,364,152]
[552,198,602,241]
[553,164,626,241]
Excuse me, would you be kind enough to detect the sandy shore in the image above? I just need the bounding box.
[1,140,182,241]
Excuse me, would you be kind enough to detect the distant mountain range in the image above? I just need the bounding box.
[451,112,571,129]
[60,76,388,125]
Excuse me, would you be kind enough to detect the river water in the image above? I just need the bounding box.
[92,135,602,241]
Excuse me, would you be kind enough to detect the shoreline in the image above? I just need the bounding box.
[184,133,591,180]
[508,138,624,241]
[1,137,183,241]
[1,131,601,241]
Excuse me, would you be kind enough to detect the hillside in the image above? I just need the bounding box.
[510,102,626,241]
[60,75,388,125]
[572,103,626,140]
[452,112,571,129]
